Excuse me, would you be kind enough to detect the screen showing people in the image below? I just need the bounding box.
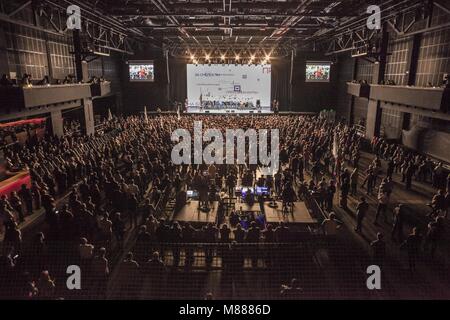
[129,61,154,82]
[186,64,271,109]
[305,62,331,82]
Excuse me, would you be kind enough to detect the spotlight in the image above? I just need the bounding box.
[250,55,255,61]
[235,55,240,60]
[205,54,210,60]
[190,54,195,60]
[265,54,271,61]
[221,54,226,60]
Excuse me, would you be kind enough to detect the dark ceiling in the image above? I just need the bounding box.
[92,0,393,57]
[1,0,432,60]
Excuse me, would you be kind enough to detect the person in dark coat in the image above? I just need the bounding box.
[354,197,369,233]
[400,227,422,272]
[391,204,405,242]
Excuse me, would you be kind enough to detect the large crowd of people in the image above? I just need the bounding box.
[0,113,448,299]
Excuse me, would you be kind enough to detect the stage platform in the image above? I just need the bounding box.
[143,110,317,116]
[171,200,219,225]
[263,201,317,225]
[186,107,272,114]
[237,202,262,212]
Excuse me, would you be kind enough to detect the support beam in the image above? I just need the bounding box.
[406,34,422,86]
[0,24,8,76]
[367,28,389,138]
[349,58,358,125]
[7,1,32,17]
[50,110,64,137]
[83,98,95,136]
[73,30,84,82]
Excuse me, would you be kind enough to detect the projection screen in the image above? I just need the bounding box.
[187,64,271,108]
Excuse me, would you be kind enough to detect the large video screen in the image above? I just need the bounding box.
[129,60,154,82]
[305,61,331,83]
[187,64,271,108]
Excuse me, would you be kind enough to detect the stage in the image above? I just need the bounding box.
[263,201,317,226]
[186,106,273,114]
[171,200,219,226]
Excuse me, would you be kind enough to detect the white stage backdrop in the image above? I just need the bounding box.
[187,64,271,107]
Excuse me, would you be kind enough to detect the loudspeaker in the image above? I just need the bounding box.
[205,110,210,113]
[250,111,254,114]
[256,99,260,108]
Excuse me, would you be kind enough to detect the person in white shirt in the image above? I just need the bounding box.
[321,212,343,236]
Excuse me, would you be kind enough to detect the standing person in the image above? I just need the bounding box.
[204,223,218,267]
[325,180,336,212]
[10,192,24,223]
[374,191,389,224]
[366,169,375,195]
[233,224,246,243]
[391,204,405,243]
[370,232,386,268]
[128,195,138,228]
[118,252,140,298]
[340,169,350,209]
[18,184,33,216]
[350,168,358,196]
[219,224,231,243]
[405,164,414,190]
[321,212,343,237]
[423,217,444,259]
[37,270,56,299]
[311,161,321,184]
[246,221,260,267]
[143,251,166,297]
[225,172,236,198]
[91,247,109,298]
[112,212,125,247]
[400,227,422,272]
[354,197,369,233]
[31,182,41,210]
[386,158,395,179]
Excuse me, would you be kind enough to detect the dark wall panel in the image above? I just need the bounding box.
[355,58,373,83]
[5,25,49,80]
[380,106,402,139]
[121,49,168,114]
[290,52,337,113]
[335,56,354,119]
[353,97,368,126]
[385,36,409,85]
[416,6,450,86]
